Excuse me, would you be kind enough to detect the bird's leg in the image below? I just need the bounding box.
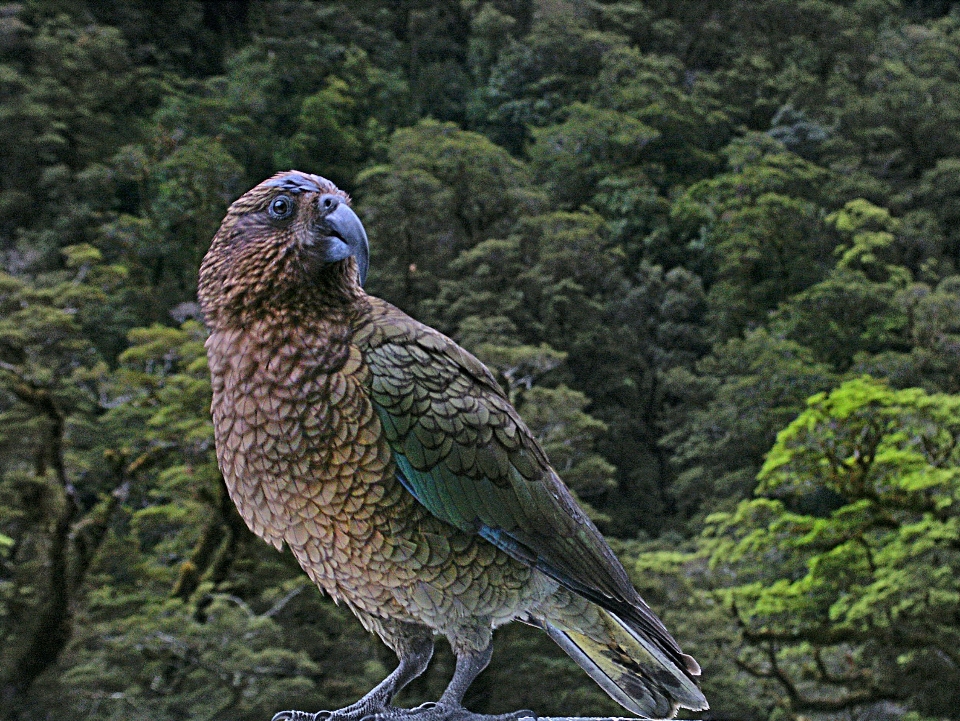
[272,636,434,721]
[437,644,494,708]
[407,645,537,721]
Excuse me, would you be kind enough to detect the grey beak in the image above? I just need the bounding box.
[317,195,369,286]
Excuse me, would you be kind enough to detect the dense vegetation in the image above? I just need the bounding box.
[2,1,960,719]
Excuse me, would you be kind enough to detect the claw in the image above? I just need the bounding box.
[272,713,316,721]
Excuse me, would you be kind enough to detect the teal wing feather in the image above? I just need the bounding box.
[357,300,692,672]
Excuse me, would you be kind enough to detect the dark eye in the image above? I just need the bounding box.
[268,195,294,220]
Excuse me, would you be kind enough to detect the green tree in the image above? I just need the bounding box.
[285,77,368,187]
[821,13,960,192]
[479,8,626,152]
[107,135,243,322]
[528,102,659,210]
[773,198,910,370]
[856,275,960,393]
[916,156,960,265]
[665,329,836,525]
[357,120,538,323]
[592,47,729,188]
[0,8,152,268]
[0,246,129,715]
[705,377,960,718]
[663,134,835,338]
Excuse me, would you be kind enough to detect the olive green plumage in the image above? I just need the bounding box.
[198,170,707,721]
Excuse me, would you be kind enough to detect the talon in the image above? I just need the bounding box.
[414,702,438,711]
[272,712,309,721]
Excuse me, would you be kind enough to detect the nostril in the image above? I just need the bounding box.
[319,194,339,213]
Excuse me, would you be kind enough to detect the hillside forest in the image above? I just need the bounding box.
[2,1,960,719]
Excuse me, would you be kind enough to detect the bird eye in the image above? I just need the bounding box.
[268,195,294,220]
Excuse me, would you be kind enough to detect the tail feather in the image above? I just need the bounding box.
[531,601,708,719]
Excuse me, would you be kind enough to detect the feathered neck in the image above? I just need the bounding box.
[201,253,367,333]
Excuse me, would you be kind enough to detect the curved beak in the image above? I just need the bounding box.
[318,199,369,286]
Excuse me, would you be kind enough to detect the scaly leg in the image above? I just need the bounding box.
[401,645,537,721]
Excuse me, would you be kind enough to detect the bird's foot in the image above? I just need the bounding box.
[273,703,536,721]
[362,702,537,721]
[272,713,316,721]
[272,704,390,721]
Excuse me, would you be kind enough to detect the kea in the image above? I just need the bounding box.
[198,170,708,721]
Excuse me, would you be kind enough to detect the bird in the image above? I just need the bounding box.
[198,170,708,721]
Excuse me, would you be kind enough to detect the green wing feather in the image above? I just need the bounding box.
[357,299,694,674]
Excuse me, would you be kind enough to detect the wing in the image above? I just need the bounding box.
[354,298,691,670]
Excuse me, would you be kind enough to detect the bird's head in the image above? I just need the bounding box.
[198,170,369,327]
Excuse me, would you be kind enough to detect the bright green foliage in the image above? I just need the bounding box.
[829,199,905,281]
[704,377,960,716]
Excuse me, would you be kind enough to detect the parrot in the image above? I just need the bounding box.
[198,170,707,721]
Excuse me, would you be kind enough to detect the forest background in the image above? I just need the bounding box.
[2,0,960,719]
